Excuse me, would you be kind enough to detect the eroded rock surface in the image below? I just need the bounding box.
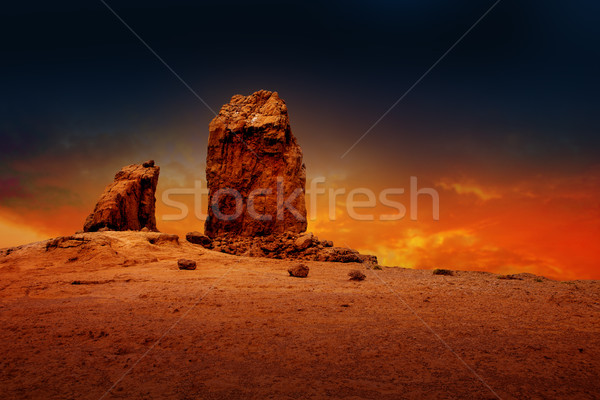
[288,263,309,278]
[178,259,197,270]
[205,90,307,238]
[84,161,160,232]
[185,232,212,248]
[188,231,378,264]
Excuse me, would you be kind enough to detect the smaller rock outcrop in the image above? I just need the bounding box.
[84,161,160,232]
[192,231,377,264]
[288,263,309,278]
[178,259,197,270]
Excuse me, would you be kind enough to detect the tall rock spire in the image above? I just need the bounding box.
[205,90,307,237]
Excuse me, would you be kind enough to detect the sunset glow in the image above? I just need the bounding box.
[2,160,598,280]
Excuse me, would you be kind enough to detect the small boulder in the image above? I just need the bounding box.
[294,232,313,250]
[178,259,197,270]
[288,263,309,278]
[186,231,213,248]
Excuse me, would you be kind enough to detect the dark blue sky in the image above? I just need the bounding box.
[1,0,599,195]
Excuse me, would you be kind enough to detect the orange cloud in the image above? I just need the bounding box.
[437,181,501,201]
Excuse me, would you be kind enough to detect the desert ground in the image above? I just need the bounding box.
[0,231,598,399]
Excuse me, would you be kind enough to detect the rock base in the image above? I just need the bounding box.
[187,231,378,265]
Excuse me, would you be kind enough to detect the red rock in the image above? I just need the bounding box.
[177,259,197,270]
[288,263,309,278]
[147,233,179,245]
[294,232,313,250]
[186,232,212,248]
[205,90,307,238]
[83,161,159,232]
[322,247,362,263]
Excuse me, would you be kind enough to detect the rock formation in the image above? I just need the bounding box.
[185,230,379,265]
[83,160,160,232]
[205,90,307,238]
[195,90,379,265]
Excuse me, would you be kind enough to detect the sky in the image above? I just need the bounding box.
[1,0,599,279]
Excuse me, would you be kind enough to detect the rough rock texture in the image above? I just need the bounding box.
[205,90,307,238]
[294,232,314,250]
[84,161,160,232]
[188,231,378,264]
[178,259,197,270]
[288,263,309,278]
[185,232,213,248]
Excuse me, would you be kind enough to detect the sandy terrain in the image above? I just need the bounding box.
[0,232,598,399]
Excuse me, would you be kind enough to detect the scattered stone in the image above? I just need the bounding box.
[84,161,160,232]
[141,227,150,233]
[433,269,454,276]
[98,227,110,232]
[323,240,333,247]
[348,270,366,281]
[294,232,313,250]
[178,259,197,270]
[186,231,213,248]
[205,90,307,238]
[288,263,309,278]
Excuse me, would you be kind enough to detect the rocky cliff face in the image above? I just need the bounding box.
[205,90,307,238]
[83,160,160,232]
